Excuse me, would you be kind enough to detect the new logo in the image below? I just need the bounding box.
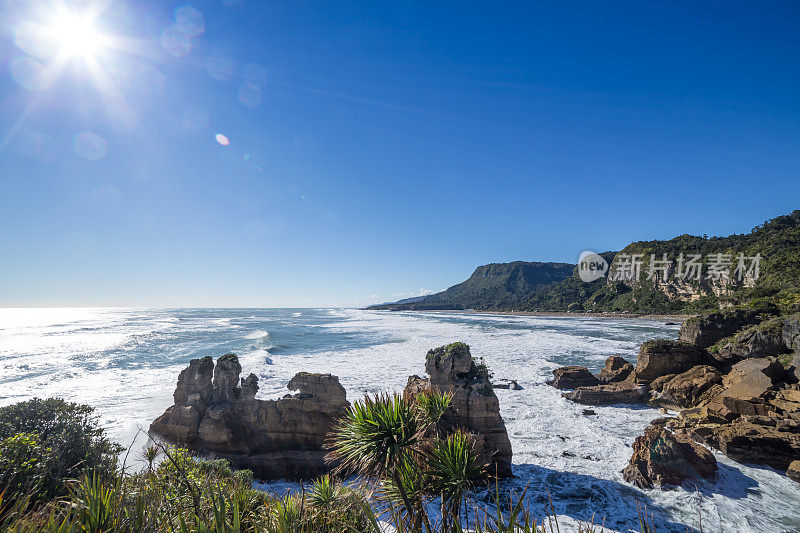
[578,251,608,282]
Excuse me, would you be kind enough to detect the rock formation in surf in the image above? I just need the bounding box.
[550,307,800,485]
[548,356,645,405]
[150,354,348,480]
[622,420,717,489]
[404,342,514,478]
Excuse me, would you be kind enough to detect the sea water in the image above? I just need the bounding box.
[1,308,797,532]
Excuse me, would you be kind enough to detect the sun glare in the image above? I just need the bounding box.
[49,12,106,59]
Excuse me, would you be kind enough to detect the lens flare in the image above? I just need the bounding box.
[48,10,108,60]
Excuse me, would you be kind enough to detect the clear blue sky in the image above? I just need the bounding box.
[1,1,798,307]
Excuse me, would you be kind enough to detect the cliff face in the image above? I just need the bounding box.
[150,355,349,480]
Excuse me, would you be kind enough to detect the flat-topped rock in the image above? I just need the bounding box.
[547,366,599,389]
[562,383,646,405]
[151,355,348,480]
[635,340,706,383]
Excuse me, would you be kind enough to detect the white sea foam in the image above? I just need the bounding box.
[0,308,797,532]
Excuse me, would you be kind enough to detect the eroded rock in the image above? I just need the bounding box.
[718,358,784,412]
[782,313,800,353]
[709,318,788,365]
[547,366,599,389]
[649,366,722,410]
[598,356,634,383]
[679,307,767,349]
[493,379,523,390]
[403,342,513,478]
[710,418,800,470]
[562,383,645,405]
[649,374,678,393]
[151,355,348,480]
[622,424,717,489]
[787,460,800,483]
[635,340,706,383]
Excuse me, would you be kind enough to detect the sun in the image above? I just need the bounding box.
[48,11,107,59]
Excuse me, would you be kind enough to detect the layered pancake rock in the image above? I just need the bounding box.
[150,354,348,480]
[404,342,514,478]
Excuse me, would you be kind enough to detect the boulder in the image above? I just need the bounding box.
[404,342,513,478]
[597,356,634,383]
[649,366,722,410]
[787,460,800,483]
[547,366,599,389]
[710,418,800,470]
[151,355,349,480]
[722,358,783,401]
[649,374,678,393]
[635,340,706,383]
[493,379,523,390]
[562,383,646,405]
[679,307,766,349]
[694,358,783,420]
[709,318,788,365]
[622,424,717,489]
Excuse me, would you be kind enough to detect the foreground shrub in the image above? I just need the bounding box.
[0,398,122,508]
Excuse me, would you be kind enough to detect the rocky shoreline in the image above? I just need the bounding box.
[550,304,800,488]
[380,308,688,321]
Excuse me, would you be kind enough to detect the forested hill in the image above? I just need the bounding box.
[371,262,575,311]
[368,210,800,314]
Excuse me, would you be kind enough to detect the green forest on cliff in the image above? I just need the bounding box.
[370,210,800,315]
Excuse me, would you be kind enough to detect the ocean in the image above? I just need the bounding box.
[1,307,797,532]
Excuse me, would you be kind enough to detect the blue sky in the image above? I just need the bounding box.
[1,1,798,307]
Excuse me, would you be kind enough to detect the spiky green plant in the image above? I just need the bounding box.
[414,390,453,437]
[327,392,426,477]
[70,471,117,532]
[327,392,431,531]
[309,474,343,511]
[141,444,160,473]
[426,430,484,526]
[267,493,307,532]
[380,453,429,528]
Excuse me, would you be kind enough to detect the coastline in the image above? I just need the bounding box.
[370,308,688,322]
